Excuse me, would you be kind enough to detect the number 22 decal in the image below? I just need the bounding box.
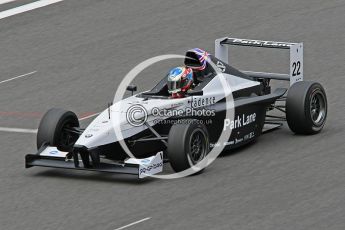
[292,61,301,76]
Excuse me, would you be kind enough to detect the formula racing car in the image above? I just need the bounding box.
[25,37,327,178]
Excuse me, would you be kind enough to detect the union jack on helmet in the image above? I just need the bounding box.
[188,48,209,71]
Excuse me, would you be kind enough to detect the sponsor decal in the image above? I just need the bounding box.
[85,134,93,138]
[244,131,255,141]
[191,96,216,108]
[140,159,150,164]
[210,142,221,148]
[224,141,234,146]
[40,147,67,158]
[170,102,184,108]
[138,152,163,178]
[216,61,226,72]
[139,162,164,176]
[230,38,293,48]
[223,113,256,131]
[49,150,59,155]
[235,137,243,144]
[211,132,256,148]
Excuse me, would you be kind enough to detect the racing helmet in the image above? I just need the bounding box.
[167,66,193,94]
[185,48,209,71]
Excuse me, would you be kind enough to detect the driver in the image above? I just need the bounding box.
[167,66,193,98]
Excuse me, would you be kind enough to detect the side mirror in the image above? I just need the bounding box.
[126,85,137,95]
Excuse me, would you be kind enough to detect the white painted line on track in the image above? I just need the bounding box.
[0,0,63,20]
[79,112,101,121]
[0,71,37,85]
[114,217,151,230]
[0,127,37,134]
[0,0,17,5]
[0,113,100,134]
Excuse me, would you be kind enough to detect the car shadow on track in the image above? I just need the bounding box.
[30,169,154,185]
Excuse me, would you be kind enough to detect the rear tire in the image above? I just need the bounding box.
[286,81,327,134]
[37,108,79,151]
[167,120,209,173]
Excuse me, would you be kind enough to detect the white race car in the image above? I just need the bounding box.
[26,37,327,178]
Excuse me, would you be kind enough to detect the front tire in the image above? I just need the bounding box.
[286,81,327,134]
[37,108,80,151]
[167,120,210,173]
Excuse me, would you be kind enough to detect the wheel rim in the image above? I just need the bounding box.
[188,129,207,165]
[309,90,326,126]
[59,119,78,149]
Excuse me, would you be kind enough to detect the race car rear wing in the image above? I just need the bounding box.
[215,37,303,85]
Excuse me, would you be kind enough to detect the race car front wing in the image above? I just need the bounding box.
[25,146,163,178]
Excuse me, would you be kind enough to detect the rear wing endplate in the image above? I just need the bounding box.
[215,37,303,85]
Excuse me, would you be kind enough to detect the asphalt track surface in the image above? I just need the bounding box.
[0,0,345,229]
